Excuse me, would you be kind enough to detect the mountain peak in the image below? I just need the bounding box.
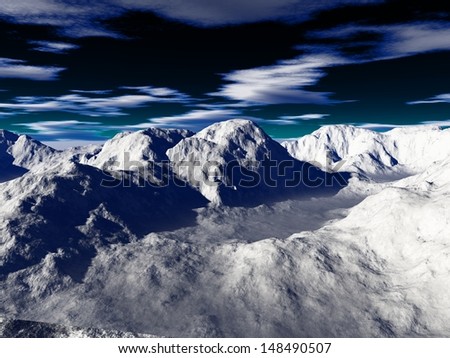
[0,129,57,182]
[88,127,193,171]
[196,119,270,147]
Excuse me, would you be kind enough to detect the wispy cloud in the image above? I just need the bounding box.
[115,0,383,26]
[0,58,64,81]
[71,89,114,95]
[267,119,297,125]
[407,94,450,105]
[0,86,193,117]
[146,109,250,130]
[0,1,383,37]
[420,120,450,127]
[15,120,110,149]
[353,121,450,130]
[0,0,120,37]
[280,113,330,120]
[380,23,450,57]
[113,109,267,131]
[355,123,407,130]
[210,54,349,105]
[30,40,80,54]
[213,21,450,107]
[14,120,109,147]
[308,22,450,61]
[145,108,304,131]
[17,120,103,135]
[120,86,192,103]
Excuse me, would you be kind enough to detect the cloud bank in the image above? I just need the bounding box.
[407,94,450,105]
[210,54,349,105]
[0,58,64,81]
[0,0,385,37]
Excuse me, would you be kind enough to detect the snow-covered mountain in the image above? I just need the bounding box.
[87,127,193,170]
[1,120,450,337]
[283,125,450,180]
[0,130,57,182]
[0,160,207,280]
[168,119,350,205]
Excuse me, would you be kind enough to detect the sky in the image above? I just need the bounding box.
[1,0,450,147]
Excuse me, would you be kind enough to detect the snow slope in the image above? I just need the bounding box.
[1,121,450,337]
[0,316,157,338]
[0,161,207,280]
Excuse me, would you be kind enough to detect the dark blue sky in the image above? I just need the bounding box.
[1,0,450,147]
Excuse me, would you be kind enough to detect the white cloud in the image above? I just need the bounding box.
[420,120,450,127]
[148,109,245,128]
[209,21,450,106]
[210,54,349,105]
[0,1,116,26]
[309,22,450,60]
[383,23,450,57]
[15,120,109,145]
[268,119,297,125]
[120,86,192,102]
[355,123,405,130]
[77,94,157,109]
[43,139,106,150]
[17,120,103,135]
[0,87,192,117]
[118,0,385,26]
[223,21,450,107]
[124,109,261,131]
[71,89,113,95]
[0,1,384,36]
[280,113,330,120]
[30,40,80,54]
[355,121,450,130]
[0,1,123,38]
[0,58,64,81]
[407,94,450,105]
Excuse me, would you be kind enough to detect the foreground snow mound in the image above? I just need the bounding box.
[283,125,450,180]
[0,130,57,182]
[13,156,443,337]
[0,161,207,280]
[168,120,350,205]
[312,158,450,336]
[0,316,156,338]
[5,178,449,338]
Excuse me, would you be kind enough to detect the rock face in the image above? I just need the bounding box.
[1,120,450,338]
